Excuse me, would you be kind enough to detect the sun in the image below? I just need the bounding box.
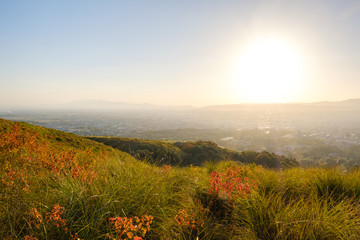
[233,37,304,103]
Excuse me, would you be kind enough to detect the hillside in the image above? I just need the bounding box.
[0,118,121,183]
[2,118,360,239]
[0,118,141,238]
[87,136,299,168]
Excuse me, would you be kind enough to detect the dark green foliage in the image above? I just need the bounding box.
[87,137,184,165]
[89,137,299,169]
[175,141,226,166]
[279,156,300,168]
[254,151,279,169]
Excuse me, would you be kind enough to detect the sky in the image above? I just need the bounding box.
[1,0,360,107]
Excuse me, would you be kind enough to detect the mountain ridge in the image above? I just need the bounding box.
[1,98,359,111]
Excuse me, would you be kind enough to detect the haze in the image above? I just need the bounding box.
[1,0,360,107]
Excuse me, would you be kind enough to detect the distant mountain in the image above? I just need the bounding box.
[59,99,155,110]
[317,98,360,107]
[201,98,360,111]
[59,99,195,111]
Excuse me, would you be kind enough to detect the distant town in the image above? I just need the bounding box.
[1,99,360,168]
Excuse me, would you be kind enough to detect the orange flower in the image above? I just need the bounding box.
[108,215,153,239]
[24,236,38,240]
[45,204,66,228]
[208,167,257,201]
[174,209,204,231]
[29,208,42,228]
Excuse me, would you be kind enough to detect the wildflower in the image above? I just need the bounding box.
[174,209,204,231]
[208,167,257,201]
[24,236,38,240]
[29,208,42,228]
[161,165,172,174]
[108,215,153,239]
[70,233,84,240]
[45,204,66,228]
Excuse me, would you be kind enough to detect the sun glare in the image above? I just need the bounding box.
[233,38,304,103]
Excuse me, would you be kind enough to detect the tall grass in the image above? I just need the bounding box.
[2,120,360,239]
[4,153,360,239]
[46,156,207,239]
[313,168,360,201]
[235,192,360,240]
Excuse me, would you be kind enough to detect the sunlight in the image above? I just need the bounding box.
[233,37,304,103]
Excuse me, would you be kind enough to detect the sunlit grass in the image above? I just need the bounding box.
[2,119,360,239]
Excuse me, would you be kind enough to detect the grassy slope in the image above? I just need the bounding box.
[1,119,360,239]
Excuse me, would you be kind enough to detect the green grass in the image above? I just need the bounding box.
[2,118,360,239]
[235,192,360,240]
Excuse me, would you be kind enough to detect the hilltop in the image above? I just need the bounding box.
[2,119,360,239]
